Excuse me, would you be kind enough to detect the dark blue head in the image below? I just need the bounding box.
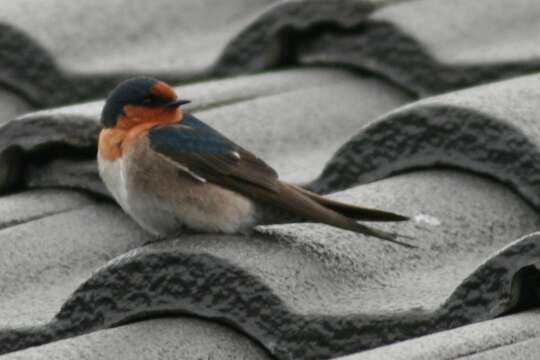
[101,77,190,128]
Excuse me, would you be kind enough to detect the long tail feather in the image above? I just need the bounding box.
[271,183,415,248]
[291,185,409,222]
[223,177,414,247]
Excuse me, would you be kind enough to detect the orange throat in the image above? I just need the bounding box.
[99,106,182,161]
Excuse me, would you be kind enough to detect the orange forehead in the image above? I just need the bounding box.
[151,81,177,100]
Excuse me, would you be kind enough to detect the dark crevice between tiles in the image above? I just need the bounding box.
[0,146,26,194]
[501,265,540,316]
[212,0,379,78]
[0,141,107,198]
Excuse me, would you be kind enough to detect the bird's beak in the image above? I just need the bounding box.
[165,99,191,108]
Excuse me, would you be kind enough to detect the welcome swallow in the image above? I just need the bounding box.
[97,78,412,247]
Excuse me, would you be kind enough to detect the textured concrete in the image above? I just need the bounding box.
[373,0,540,65]
[0,203,151,328]
[5,0,537,109]
[1,0,540,358]
[0,189,91,230]
[311,73,540,212]
[0,0,275,75]
[3,318,271,360]
[463,337,540,360]
[299,0,540,95]
[0,0,384,108]
[337,309,540,360]
[2,71,540,359]
[2,170,540,359]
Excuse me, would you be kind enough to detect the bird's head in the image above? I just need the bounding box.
[101,77,190,129]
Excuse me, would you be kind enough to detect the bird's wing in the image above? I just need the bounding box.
[148,114,279,192]
[148,114,413,247]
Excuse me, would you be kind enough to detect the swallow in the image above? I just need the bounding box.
[97,78,413,247]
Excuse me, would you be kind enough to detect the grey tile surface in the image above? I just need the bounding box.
[336,309,540,360]
[461,337,540,360]
[373,0,540,65]
[0,203,150,327]
[0,0,276,75]
[1,0,540,359]
[300,0,540,96]
[3,318,271,360]
[311,73,540,204]
[2,170,539,358]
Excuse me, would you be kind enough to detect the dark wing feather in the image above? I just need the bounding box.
[148,114,279,192]
[148,114,413,247]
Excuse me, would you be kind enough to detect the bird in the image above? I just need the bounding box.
[97,77,413,248]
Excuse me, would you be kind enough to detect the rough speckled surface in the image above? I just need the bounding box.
[336,309,540,360]
[1,171,540,359]
[300,0,540,96]
[310,74,540,206]
[462,337,540,360]
[2,0,540,359]
[0,0,385,108]
[2,318,272,360]
[0,204,151,327]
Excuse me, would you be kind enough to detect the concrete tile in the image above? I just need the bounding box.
[2,318,271,360]
[299,0,540,95]
[336,309,540,360]
[373,0,540,64]
[0,189,91,230]
[7,170,539,358]
[311,73,540,212]
[1,1,540,358]
[0,203,150,327]
[0,0,276,75]
[0,0,394,107]
[461,336,540,360]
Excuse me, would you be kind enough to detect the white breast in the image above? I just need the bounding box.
[98,155,130,211]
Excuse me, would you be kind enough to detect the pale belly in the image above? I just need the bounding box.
[97,140,259,237]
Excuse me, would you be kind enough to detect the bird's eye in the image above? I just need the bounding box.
[142,96,153,105]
